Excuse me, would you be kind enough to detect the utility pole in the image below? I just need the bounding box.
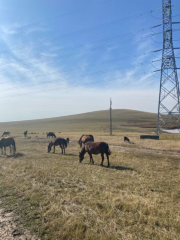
[157,0,180,135]
[110,98,112,135]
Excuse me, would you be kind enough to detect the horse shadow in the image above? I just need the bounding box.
[100,164,135,171]
[82,162,135,171]
[65,153,78,156]
[109,165,135,171]
[6,153,24,158]
[50,152,77,156]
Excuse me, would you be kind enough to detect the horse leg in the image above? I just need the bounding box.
[101,153,104,166]
[63,145,65,154]
[60,144,63,154]
[106,153,110,167]
[88,152,91,163]
[89,153,94,164]
[10,146,11,154]
[1,148,3,154]
[4,147,6,155]
[53,145,55,153]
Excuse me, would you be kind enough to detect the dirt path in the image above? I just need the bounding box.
[111,144,180,157]
[0,205,39,240]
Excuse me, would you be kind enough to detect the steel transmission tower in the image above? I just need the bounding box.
[157,0,180,135]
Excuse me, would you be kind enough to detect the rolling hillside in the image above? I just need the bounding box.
[0,109,157,135]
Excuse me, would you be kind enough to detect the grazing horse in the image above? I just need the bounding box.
[124,136,130,142]
[78,134,94,148]
[0,137,16,155]
[2,131,11,137]
[47,138,67,154]
[24,130,28,137]
[47,132,56,138]
[79,141,111,167]
[66,138,70,144]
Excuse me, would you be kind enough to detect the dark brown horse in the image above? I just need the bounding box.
[78,134,94,148]
[2,131,11,137]
[79,141,111,167]
[47,138,67,154]
[0,137,16,155]
[24,130,28,137]
[66,138,70,144]
[47,132,56,138]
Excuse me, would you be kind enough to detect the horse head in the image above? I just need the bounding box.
[47,142,53,153]
[79,151,84,162]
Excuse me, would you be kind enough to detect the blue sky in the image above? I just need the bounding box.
[0,0,179,121]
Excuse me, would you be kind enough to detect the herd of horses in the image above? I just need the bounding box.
[0,131,131,167]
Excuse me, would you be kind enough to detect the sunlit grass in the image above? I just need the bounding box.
[0,110,180,239]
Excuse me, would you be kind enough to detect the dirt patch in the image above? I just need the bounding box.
[111,144,180,157]
[0,205,39,240]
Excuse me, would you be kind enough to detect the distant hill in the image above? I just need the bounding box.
[0,109,157,135]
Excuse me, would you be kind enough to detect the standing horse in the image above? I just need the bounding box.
[0,137,16,155]
[47,132,56,138]
[2,131,11,137]
[79,141,111,167]
[24,130,28,137]
[78,134,94,148]
[47,138,67,154]
[66,138,70,144]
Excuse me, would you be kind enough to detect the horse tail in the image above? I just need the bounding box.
[106,143,111,155]
[13,141,16,153]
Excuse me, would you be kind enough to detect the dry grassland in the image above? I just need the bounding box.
[0,110,179,240]
[0,131,180,240]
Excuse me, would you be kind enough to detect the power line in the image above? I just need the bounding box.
[0,61,154,94]
[7,0,115,32]
[0,24,155,59]
[0,8,162,55]
[0,31,164,73]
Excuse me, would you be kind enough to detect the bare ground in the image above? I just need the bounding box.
[0,203,39,240]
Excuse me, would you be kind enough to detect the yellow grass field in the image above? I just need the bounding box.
[0,109,180,240]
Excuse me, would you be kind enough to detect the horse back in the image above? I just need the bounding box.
[82,135,94,144]
[52,137,63,145]
[85,141,110,155]
[0,137,15,147]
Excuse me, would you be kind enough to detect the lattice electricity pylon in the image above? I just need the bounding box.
[157,0,180,135]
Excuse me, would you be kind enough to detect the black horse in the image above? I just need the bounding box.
[124,136,130,142]
[0,137,16,155]
[24,130,28,137]
[47,132,56,138]
[47,138,67,154]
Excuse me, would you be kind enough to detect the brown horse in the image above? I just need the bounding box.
[0,137,16,155]
[47,138,67,154]
[79,141,111,167]
[66,138,70,144]
[78,134,94,148]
